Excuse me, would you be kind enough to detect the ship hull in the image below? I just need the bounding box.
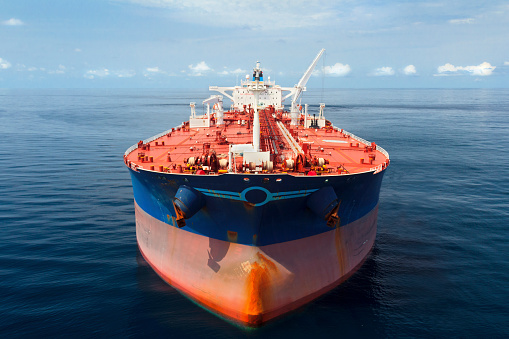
[131,169,384,327]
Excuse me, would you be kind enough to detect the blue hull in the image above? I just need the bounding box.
[129,169,385,246]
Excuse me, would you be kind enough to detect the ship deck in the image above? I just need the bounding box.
[124,108,389,176]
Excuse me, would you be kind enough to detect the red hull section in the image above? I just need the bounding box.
[126,51,389,326]
[135,200,379,327]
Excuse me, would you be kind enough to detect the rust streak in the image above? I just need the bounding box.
[335,227,348,276]
[244,252,279,324]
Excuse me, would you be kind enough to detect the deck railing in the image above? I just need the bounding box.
[333,126,390,160]
[124,123,184,157]
[376,145,390,160]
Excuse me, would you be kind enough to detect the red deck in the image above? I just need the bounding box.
[124,107,389,176]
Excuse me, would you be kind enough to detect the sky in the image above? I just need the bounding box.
[1,0,509,88]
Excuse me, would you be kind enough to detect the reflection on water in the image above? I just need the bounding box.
[1,89,508,337]
[133,244,385,337]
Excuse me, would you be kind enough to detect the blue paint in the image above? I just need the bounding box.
[129,169,384,246]
[195,186,318,206]
[173,185,205,219]
[2,88,508,338]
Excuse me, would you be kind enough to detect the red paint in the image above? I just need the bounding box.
[125,107,389,176]
[135,201,379,327]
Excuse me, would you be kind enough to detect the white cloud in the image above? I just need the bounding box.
[0,58,12,69]
[463,62,496,76]
[218,68,247,76]
[437,63,458,73]
[373,67,395,76]
[143,66,167,78]
[188,61,212,76]
[403,65,417,75]
[114,70,136,78]
[124,0,338,30]
[74,48,82,53]
[231,68,247,75]
[2,18,24,26]
[48,65,67,74]
[323,63,351,77]
[84,68,110,79]
[449,18,474,25]
[504,62,509,66]
[437,62,496,76]
[146,66,163,73]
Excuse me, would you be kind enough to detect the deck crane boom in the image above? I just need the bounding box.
[284,49,325,126]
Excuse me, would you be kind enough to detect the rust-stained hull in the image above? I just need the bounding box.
[126,52,390,326]
[135,199,379,327]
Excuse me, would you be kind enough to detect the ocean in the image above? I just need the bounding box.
[0,88,508,338]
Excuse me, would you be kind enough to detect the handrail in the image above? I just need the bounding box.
[376,145,390,160]
[124,123,184,156]
[334,126,390,160]
[342,129,370,148]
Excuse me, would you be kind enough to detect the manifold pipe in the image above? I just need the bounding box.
[253,91,260,151]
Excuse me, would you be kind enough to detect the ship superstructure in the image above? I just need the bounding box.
[124,49,389,326]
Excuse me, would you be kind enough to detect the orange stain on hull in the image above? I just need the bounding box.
[244,252,279,325]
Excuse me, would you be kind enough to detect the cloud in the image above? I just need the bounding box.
[505,62,509,66]
[0,58,12,69]
[48,65,67,75]
[84,68,110,79]
[231,68,247,75]
[188,61,212,76]
[146,66,163,73]
[436,62,496,76]
[124,0,338,30]
[85,68,136,79]
[449,18,474,24]
[15,64,43,72]
[2,18,24,26]
[403,65,417,75]
[373,67,395,76]
[323,63,351,76]
[143,66,167,78]
[218,68,247,76]
[114,70,136,78]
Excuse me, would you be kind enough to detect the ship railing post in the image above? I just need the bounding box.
[228,144,233,172]
[304,104,309,127]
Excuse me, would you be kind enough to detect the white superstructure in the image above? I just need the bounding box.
[194,49,326,171]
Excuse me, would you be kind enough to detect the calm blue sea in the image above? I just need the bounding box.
[0,88,508,338]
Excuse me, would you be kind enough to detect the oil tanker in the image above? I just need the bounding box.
[124,49,389,327]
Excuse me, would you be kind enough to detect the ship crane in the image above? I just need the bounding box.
[281,48,325,126]
[202,95,224,125]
